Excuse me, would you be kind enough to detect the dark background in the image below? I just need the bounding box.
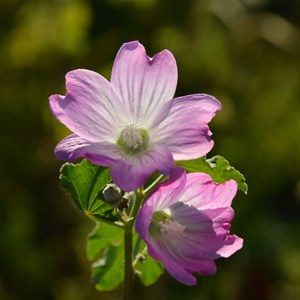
[1,0,300,299]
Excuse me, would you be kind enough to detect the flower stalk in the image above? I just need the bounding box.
[122,189,145,300]
[123,221,134,300]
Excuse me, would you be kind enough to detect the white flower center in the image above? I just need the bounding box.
[149,210,185,240]
[121,127,143,149]
[117,125,149,155]
[159,219,185,240]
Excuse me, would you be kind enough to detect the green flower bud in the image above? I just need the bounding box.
[103,184,124,206]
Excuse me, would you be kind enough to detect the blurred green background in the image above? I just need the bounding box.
[1,0,300,299]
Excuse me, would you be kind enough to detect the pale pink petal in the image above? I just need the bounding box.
[55,134,122,166]
[49,69,127,143]
[172,205,233,236]
[217,235,244,258]
[110,147,174,191]
[172,208,235,260]
[147,167,187,211]
[179,173,238,209]
[151,94,221,160]
[111,41,177,128]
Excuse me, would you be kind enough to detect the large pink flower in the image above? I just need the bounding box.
[49,41,221,191]
[135,168,243,285]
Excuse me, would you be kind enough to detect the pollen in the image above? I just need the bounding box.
[118,125,149,155]
[159,219,185,240]
[149,210,185,240]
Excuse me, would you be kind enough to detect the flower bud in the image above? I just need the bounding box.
[102,184,124,206]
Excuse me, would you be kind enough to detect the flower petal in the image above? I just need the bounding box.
[55,134,122,166]
[111,41,177,128]
[151,94,221,160]
[135,167,186,243]
[178,173,238,209]
[217,235,244,258]
[152,238,216,283]
[163,259,197,286]
[191,260,217,276]
[110,147,174,191]
[49,69,126,143]
[147,238,197,285]
[170,207,235,260]
[150,167,187,211]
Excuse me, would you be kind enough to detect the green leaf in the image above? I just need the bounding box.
[87,222,123,261]
[59,159,118,223]
[87,222,124,291]
[133,233,164,286]
[135,253,164,286]
[176,155,248,194]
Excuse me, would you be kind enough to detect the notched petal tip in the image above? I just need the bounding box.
[119,40,176,68]
[49,94,59,102]
[65,68,97,78]
[150,48,176,66]
[164,262,197,286]
[121,40,140,51]
[217,235,244,258]
[211,96,222,111]
[226,179,238,193]
[54,134,85,162]
[180,275,197,286]
[64,68,106,92]
[49,93,64,103]
[49,94,67,117]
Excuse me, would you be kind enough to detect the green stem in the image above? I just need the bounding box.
[143,174,164,195]
[122,222,134,300]
[122,189,145,300]
[129,188,144,218]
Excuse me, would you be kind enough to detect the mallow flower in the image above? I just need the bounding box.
[49,41,221,191]
[135,168,243,285]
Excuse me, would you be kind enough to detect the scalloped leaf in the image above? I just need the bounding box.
[59,159,118,223]
[87,222,124,291]
[176,155,248,194]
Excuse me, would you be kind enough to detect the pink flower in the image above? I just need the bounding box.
[49,41,221,191]
[135,168,243,285]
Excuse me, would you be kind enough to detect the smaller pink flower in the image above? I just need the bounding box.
[135,168,243,285]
